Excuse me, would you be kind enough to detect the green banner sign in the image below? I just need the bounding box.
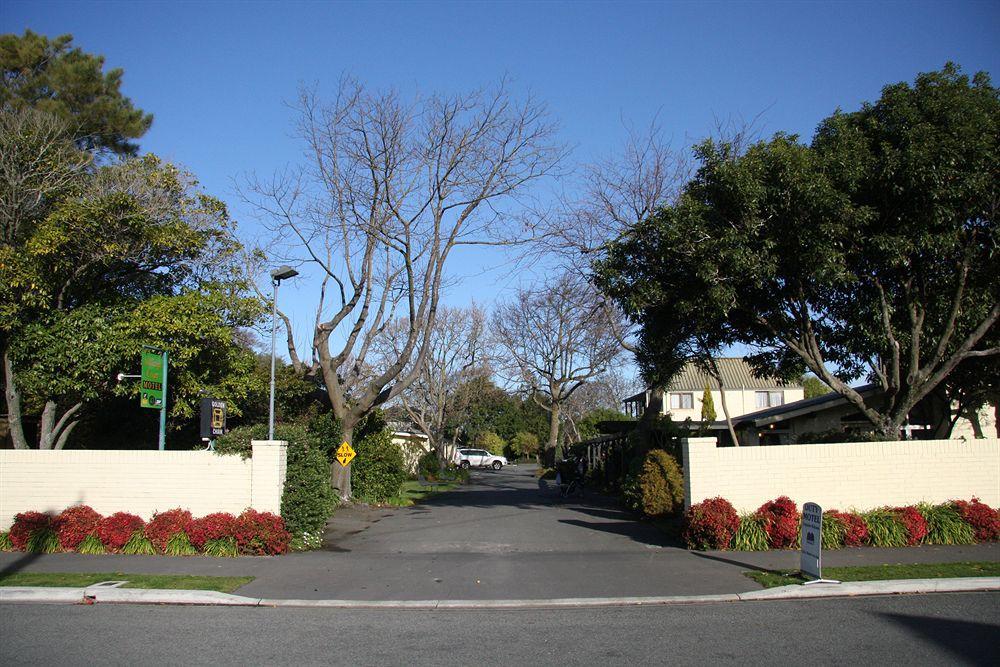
[140,349,165,409]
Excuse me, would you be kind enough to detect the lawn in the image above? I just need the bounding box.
[0,572,254,593]
[745,561,1000,588]
[385,479,461,507]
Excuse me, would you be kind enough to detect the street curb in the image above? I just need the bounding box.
[1,578,997,609]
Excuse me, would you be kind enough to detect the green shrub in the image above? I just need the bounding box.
[732,514,769,551]
[77,534,106,555]
[0,532,13,551]
[821,513,846,550]
[418,450,441,479]
[26,528,60,554]
[917,503,976,545]
[637,450,684,517]
[164,532,196,556]
[122,530,156,555]
[474,431,506,456]
[352,429,407,503]
[216,423,337,547]
[861,509,908,548]
[203,537,239,557]
[620,454,646,513]
[509,432,540,459]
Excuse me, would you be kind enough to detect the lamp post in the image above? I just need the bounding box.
[269,265,299,440]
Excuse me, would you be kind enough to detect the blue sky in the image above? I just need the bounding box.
[4,0,999,361]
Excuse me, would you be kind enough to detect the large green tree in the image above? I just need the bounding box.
[1,30,153,155]
[596,65,998,440]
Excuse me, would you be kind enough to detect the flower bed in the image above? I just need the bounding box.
[683,497,1000,551]
[0,505,289,556]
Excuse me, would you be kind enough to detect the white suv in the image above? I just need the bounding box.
[455,448,507,470]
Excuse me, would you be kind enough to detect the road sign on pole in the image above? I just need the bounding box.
[336,441,356,467]
[140,347,168,450]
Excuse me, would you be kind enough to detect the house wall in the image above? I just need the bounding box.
[392,432,432,473]
[0,441,287,531]
[664,387,805,422]
[682,436,1000,513]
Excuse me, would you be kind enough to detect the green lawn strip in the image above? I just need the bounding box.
[387,479,461,506]
[0,572,254,593]
[745,561,1000,588]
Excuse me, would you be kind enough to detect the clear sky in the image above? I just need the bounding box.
[4,0,999,359]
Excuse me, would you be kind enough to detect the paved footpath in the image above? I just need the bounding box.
[1,465,997,600]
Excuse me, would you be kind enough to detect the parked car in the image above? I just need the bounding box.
[455,448,507,470]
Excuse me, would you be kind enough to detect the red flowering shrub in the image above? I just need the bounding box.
[683,497,740,550]
[756,496,799,549]
[187,512,237,549]
[892,506,928,545]
[97,512,146,551]
[827,510,868,547]
[54,506,103,550]
[145,509,193,552]
[952,498,1000,542]
[234,509,290,555]
[9,512,53,551]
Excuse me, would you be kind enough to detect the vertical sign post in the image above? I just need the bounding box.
[140,347,168,450]
[801,502,839,585]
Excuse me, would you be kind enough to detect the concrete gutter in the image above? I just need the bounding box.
[1,578,997,609]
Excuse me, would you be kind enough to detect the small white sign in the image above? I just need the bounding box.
[800,502,823,580]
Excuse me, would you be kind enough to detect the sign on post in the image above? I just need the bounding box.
[336,441,356,467]
[200,398,227,440]
[800,501,839,584]
[140,349,165,409]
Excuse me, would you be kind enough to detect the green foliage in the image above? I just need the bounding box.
[795,428,878,444]
[76,533,106,555]
[0,30,152,155]
[0,532,12,551]
[700,384,716,423]
[861,509,909,548]
[202,537,238,558]
[801,375,832,400]
[352,429,407,504]
[474,431,506,456]
[25,528,60,554]
[576,408,633,441]
[508,432,540,459]
[732,514,769,551]
[452,376,549,446]
[821,513,846,550]
[215,423,337,542]
[121,530,156,555]
[418,450,441,478]
[164,532,196,556]
[637,450,685,517]
[917,503,976,545]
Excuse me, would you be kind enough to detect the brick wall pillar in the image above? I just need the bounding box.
[251,440,288,514]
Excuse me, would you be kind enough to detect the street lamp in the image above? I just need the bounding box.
[269,265,299,440]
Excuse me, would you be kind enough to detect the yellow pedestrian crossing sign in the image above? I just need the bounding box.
[336,441,356,467]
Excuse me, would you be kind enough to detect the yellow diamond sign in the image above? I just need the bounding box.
[336,441,356,467]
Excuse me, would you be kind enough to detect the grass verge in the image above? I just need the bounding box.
[745,561,1000,588]
[0,572,254,593]
[385,480,461,507]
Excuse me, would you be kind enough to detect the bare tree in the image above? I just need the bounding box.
[243,78,562,499]
[380,305,488,463]
[492,272,622,465]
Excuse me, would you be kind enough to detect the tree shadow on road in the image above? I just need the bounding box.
[876,612,999,664]
[557,518,684,549]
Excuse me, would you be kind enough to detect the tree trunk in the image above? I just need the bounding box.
[703,355,740,447]
[545,402,561,467]
[38,400,82,450]
[2,348,30,449]
[330,424,353,502]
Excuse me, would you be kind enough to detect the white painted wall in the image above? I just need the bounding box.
[682,436,1000,513]
[0,440,287,530]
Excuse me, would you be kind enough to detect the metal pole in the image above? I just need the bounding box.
[268,278,278,441]
[158,349,168,451]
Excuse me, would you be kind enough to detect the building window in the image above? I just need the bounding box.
[670,392,694,410]
[756,391,784,408]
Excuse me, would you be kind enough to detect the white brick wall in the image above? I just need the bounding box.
[0,441,287,530]
[682,437,1000,513]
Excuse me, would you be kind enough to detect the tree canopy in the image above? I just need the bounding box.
[596,64,998,439]
[1,30,152,155]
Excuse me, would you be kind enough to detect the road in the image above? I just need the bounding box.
[2,593,997,665]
